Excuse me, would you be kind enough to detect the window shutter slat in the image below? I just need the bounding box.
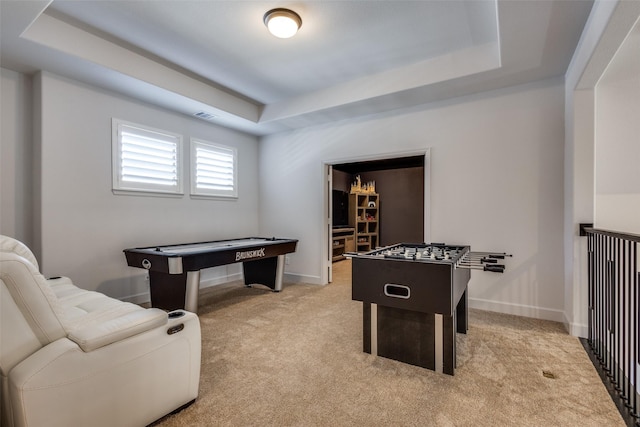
[190,139,237,198]
[113,119,183,195]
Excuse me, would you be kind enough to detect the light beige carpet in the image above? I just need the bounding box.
[156,259,623,426]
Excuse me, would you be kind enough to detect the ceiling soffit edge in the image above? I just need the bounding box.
[21,11,261,123]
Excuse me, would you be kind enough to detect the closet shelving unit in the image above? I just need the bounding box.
[349,193,379,252]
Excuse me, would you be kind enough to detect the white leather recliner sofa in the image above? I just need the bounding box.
[0,235,201,427]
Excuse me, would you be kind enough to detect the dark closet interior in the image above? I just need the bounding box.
[332,155,425,248]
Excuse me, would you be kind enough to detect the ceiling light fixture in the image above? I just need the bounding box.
[263,8,302,39]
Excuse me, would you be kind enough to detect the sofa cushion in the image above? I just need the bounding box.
[0,254,67,346]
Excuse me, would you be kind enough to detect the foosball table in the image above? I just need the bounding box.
[350,243,509,375]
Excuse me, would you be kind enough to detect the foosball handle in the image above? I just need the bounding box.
[484,265,505,273]
[487,254,513,259]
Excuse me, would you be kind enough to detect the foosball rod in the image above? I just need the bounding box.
[458,264,505,273]
[459,260,505,268]
[462,253,503,260]
[466,255,509,261]
[467,252,513,258]
[466,253,509,258]
[461,256,500,264]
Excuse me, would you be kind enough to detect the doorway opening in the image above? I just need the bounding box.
[323,151,431,283]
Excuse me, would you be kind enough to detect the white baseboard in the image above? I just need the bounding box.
[469,297,565,324]
[200,272,243,289]
[563,312,588,338]
[122,291,150,305]
[202,272,322,286]
[122,271,321,304]
[570,323,588,338]
[284,272,322,285]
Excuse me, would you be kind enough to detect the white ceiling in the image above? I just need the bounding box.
[0,0,594,135]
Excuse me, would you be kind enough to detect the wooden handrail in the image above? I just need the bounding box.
[581,225,640,243]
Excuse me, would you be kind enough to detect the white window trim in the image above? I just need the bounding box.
[190,138,238,199]
[112,118,184,197]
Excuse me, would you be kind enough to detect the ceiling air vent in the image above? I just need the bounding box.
[194,111,216,121]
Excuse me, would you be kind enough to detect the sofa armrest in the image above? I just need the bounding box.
[9,312,200,427]
[68,308,168,352]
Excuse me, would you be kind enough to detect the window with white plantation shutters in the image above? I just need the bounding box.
[112,119,183,195]
[190,139,237,198]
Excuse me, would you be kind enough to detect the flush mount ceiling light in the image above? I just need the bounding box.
[263,8,302,39]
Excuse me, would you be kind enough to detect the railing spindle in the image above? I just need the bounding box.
[584,227,639,424]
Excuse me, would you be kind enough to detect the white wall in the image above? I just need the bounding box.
[37,72,260,301]
[595,62,640,234]
[1,68,33,246]
[260,78,566,322]
[564,0,640,337]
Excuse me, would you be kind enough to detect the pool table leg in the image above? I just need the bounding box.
[185,270,201,313]
[243,255,286,292]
